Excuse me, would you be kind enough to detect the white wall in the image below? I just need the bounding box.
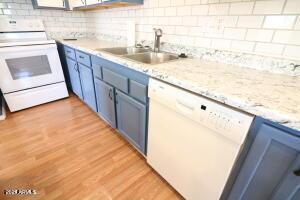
[85,0,300,60]
[0,0,87,38]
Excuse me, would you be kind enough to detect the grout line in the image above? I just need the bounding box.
[281,0,288,15]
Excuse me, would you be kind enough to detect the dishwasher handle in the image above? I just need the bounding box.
[175,98,198,119]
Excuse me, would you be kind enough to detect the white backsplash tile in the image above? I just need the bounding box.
[0,0,87,38]
[246,29,274,42]
[263,16,296,29]
[273,30,300,45]
[229,2,254,15]
[255,43,285,55]
[1,0,300,75]
[208,3,230,15]
[284,0,300,14]
[253,0,285,14]
[237,16,264,28]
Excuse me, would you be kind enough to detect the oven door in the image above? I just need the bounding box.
[0,43,65,93]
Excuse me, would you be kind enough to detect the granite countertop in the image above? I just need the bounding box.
[56,38,300,132]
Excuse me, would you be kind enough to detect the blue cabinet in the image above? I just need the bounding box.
[227,118,300,200]
[94,78,116,128]
[59,45,149,155]
[272,155,300,200]
[92,55,149,155]
[66,57,83,99]
[79,64,97,112]
[116,90,147,154]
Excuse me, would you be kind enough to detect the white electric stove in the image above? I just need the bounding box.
[0,19,68,112]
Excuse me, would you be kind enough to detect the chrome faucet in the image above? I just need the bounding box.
[153,28,163,52]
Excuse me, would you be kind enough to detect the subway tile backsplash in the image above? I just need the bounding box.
[0,0,88,38]
[1,0,300,62]
[84,0,300,61]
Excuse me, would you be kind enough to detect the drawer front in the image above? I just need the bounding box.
[64,46,76,60]
[76,51,91,67]
[129,80,147,103]
[92,56,149,85]
[92,64,102,80]
[102,68,128,93]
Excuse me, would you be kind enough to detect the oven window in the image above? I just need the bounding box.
[5,55,52,80]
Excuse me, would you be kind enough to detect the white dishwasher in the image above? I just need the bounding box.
[147,79,254,200]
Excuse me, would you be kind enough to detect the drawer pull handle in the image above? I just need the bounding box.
[67,50,71,53]
[79,55,84,59]
[294,169,300,176]
[74,63,78,72]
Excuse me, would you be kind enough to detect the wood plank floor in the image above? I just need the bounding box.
[0,95,183,200]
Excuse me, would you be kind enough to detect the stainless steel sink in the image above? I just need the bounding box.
[98,47,149,55]
[123,52,179,65]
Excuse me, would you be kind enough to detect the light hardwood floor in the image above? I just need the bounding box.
[0,95,183,200]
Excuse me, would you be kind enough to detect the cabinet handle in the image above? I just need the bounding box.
[74,63,79,72]
[79,55,84,59]
[109,89,113,100]
[67,50,71,53]
[115,91,118,104]
[294,169,300,176]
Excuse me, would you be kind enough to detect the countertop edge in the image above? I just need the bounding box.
[56,40,300,132]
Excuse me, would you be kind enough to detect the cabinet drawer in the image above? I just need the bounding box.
[64,46,76,60]
[76,51,91,67]
[102,68,128,93]
[129,80,147,103]
[92,64,102,79]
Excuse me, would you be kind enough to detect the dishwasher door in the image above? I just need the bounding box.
[147,79,254,200]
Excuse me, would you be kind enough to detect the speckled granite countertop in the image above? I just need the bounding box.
[56,38,300,132]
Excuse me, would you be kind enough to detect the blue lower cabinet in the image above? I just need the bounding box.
[66,57,83,99]
[115,90,147,154]
[272,155,300,200]
[78,64,97,112]
[94,78,117,128]
[227,118,300,200]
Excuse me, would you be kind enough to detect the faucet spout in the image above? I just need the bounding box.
[153,28,163,52]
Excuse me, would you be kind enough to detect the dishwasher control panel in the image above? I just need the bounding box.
[149,79,254,144]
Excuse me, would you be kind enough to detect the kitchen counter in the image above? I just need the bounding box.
[56,38,300,131]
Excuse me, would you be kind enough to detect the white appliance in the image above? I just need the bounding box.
[0,19,68,112]
[147,79,254,200]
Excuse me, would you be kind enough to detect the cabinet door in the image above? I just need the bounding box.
[94,78,116,128]
[66,57,83,99]
[272,155,300,200]
[116,90,146,154]
[78,64,97,112]
[228,123,300,200]
[36,0,64,7]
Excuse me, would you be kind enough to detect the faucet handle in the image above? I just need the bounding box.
[153,28,163,36]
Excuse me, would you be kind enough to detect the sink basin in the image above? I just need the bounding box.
[98,47,149,55]
[123,52,179,65]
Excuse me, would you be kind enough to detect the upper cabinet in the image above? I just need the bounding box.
[71,0,144,11]
[32,0,70,10]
